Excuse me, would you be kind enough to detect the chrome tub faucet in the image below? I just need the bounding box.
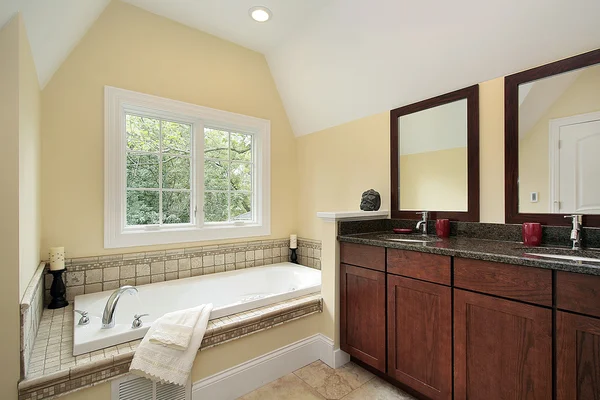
[102,285,138,329]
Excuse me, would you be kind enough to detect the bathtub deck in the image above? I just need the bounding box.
[18,294,322,400]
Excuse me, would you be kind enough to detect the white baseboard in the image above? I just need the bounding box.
[192,334,350,400]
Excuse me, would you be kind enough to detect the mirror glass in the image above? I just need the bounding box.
[398,99,468,211]
[518,63,600,214]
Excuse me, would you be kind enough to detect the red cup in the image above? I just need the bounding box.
[435,219,450,238]
[522,223,542,246]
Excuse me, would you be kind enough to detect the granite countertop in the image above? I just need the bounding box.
[338,232,600,276]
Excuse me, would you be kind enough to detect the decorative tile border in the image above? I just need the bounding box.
[297,238,321,270]
[18,294,322,400]
[20,262,46,379]
[42,238,322,304]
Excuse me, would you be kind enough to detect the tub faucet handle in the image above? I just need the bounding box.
[132,314,149,329]
[74,310,89,326]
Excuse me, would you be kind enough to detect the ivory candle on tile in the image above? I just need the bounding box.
[290,234,298,249]
[49,247,65,271]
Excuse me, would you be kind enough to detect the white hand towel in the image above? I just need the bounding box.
[129,303,213,386]
[149,307,203,350]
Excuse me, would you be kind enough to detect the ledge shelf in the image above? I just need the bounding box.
[316,210,389,223]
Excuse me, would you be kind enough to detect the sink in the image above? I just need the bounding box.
[378,234,440,244]
[525,253,600,263]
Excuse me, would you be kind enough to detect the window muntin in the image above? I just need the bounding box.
[105,86,270,248]
[125,113,193,227]
[204,128,254,223]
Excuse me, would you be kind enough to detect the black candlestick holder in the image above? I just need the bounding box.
[290,248,298,264]
[48,269,69,309]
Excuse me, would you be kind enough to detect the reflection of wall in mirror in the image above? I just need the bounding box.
[400,147,467,211]
[399,99,468,211]
[519,65,600,213]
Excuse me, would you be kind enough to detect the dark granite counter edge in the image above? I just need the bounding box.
[338,235,600,276]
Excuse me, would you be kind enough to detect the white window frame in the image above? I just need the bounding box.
[104,86,270,248]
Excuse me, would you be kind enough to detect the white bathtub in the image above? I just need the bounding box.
[73,263,321,355]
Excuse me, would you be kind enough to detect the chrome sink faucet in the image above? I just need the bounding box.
[102,285,138,329]
[564,214,583,250]
[416,211,429,236]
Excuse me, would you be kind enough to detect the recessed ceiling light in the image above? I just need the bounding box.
[249,6,272,22]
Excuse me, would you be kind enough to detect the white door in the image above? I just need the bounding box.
[553,117,600,214]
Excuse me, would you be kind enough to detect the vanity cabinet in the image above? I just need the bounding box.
[340,264,386,372]
[339,243,600,400]
[454,289,552,400]
[387,274,452,400]
[556,271,600,399]
[556,311,600,400]
[339,243,386,372]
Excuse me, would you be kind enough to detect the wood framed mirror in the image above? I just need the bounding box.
[390,85,480,221]
[505,48,600,226]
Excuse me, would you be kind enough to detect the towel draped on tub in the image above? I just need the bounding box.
[129,303,213,386]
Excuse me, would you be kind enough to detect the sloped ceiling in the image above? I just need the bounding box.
[266,0,600,136]
[2,0,600,137]
[0,0,110,88]
[120,0,332,54]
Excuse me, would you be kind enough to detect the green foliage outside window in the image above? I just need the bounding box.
[125,115,253,226]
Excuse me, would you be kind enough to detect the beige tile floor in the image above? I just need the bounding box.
[238,361,416,400]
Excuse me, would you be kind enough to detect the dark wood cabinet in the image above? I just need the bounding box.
[454,289,552,400]
[340,263,386,372]
[557,311,600,400]
[387,275,452,400]
[339,242,600,400]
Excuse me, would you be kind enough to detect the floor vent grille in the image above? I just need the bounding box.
[112,375,191,400]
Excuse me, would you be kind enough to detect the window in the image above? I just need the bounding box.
[105,86,270,248]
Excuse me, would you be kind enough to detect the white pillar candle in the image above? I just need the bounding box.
[290,234,298,249]
[49,247,65,271]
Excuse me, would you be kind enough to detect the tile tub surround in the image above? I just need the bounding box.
[43,238,322,304]
[19,294,323,400]
[21,262,46,379]
[339,219,600,248]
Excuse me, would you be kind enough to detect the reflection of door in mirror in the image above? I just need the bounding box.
[518,64,600,214]
[551,115,600,213]
[398,99,468,212]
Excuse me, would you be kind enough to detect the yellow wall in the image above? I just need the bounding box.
[519,66,600,213]
[41,0,297,258]
[399,147,467,211]
[479,78,505,223]
[0,13,40,400]
[296,112,390,240]
[18,14,41,298]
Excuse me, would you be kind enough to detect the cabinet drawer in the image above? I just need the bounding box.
[387,249,451,285]
[340,242,385,272]
[557,271,600,318]
[454,258,552,306]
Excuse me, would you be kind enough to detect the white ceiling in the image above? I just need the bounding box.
[121,0,332,54]
[3,0,600,136]
[0,0,110,88]
[267,0,600,136]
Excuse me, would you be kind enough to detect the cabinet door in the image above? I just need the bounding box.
[557,311,600,400]
[388,275,452,400]
[454,289,552,400]
[340,263,386,372]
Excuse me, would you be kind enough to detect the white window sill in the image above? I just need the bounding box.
[105,224,270,249]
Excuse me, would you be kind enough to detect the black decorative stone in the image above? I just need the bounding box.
[48,269,69,309]
[360,189,381,211]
